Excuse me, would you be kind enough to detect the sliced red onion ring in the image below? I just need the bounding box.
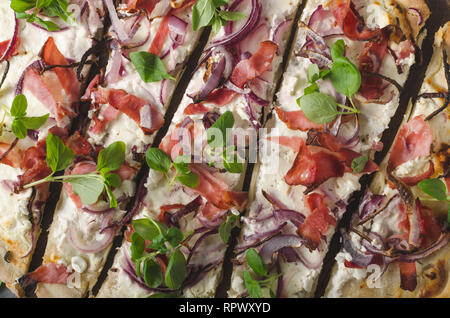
[160,79,168,106]
[169,195,203,227]
[299,23,331,59]
[239,23,270,56]
[408,8,423,25]
[260,235,304,264]
[204,0,261,51]
[15,60,45,95]
[68,214,115,253]
[244,94,261,130]
[192,57,226,103]
[262,190,289,210]
[106,41,123,84]
[272,19,292,54]
[212,46,234,80]
[341,229,373,267]
[273,209,305,227]
[224,80,251,95]
[295,50,332,68]
[202,111,220,129]
[0,16,18,63]
[242,213,274,225]
[104,0,129,43]
[358,190,386,220]
[186,229,218,265]
[82,207,117,214]
[168,15,187,45]
[308,5,342,36]
[242,222,287,244]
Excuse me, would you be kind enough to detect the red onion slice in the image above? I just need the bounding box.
[239,23,270,56]
[204,0,261,51]
[408,8,423,25]
[272,19,292,55]
[224,80,251,95]
[68,225,114,254]
[260,235,304,264]
[168,15,187,45]
[106,41,123,84]
[273,209,305,227]
[104,0,129,43]
[0,16,18,63]
[192,57,226,103]
[341,229,373,267]
[308,5,342,36]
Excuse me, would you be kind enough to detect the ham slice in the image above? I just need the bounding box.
[274,107,324,131]
[91,87,164,134]
[21,263,69,287]
[184,88,237,115]
[388,116,433,170]
[297,192,336,250]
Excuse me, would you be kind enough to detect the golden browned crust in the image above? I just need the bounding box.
[0,241,32,298]
[35,283,83,298]
[393,0,430,40]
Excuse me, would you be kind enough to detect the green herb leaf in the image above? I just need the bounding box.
[97,141,126,174]
[207,110,234,148]
[192,0,215,30]
[69,177,104,206]
[132,219,162,242]
[211,14,223,34]
[34,16,61,31]
[165,227,184,247]
[104,173,121,188]
[146,148,172,174]
[19,114,50,129]
[218,10,246,21]
[175,172,199,189]
[165,248,187,290]
[304,82,319,95]
[10,0,35,12]
[10,94,27,117]
[130,232,145,262]
[11,119,27,139]
[331,39,345,61]
[222,148,243,173]
[297,92,339,124]
[218,214,239,243]
[147,293,178,298]
[330,56,361,97]
[173,155,191,175]
[105,184,118,208]
[130,52,175,83]
[351,155,369,174]
[418,179,447,202]
[46,132,75,174]
[246,248,267,277]
[307,64,320,83]
[143,259,163,289]
[243,271,262,298]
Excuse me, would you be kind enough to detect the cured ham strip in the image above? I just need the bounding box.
[359,31,389,99]
[398,261,417,291]
[41,37,80,99]
[388,116,433,170]
[0,38,18,60]
[266,136,303,152]
[89,105,121,134]
[230,41,278,88]
[297,192,336,250]
[21,263,69,287]
[329,0,381,41]
[149,13,171,56]
[283,134,378,190]
[189,164,248,212]
[0,142,24,169]
[184,88,237,115]
[274,107,323,131]
[91,87,164,134]
[126,0,159,13]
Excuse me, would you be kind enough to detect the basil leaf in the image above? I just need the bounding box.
[222,149,243,173]
[11,119,27,139]
[36,0,53,8]
[218,10,246,21]
[219,214,239,243]
[143,259,163,289]
[130,232,145,262]
[146,148,172,174]
[211,15,223,34]
[130,52,174,83]
[418,179,447,202]
[132,219,161,242]
[149,233,169,253]
[34,16,61,31]
[246,248,267,277]
[19,114,50,129]
[176,172,199,189]
[351,155,369,174]
[173,155,191,175]
[165,227,184,247]
[207,110,234,148]
[330,56,361,97]
[69,177,104,206]
[104,173,121,188]
[11,94,27,117]
[10,0,35,12]
[213,0,229,6]
[165,248,187,290]
[97,141,126,174]
[307,64,320,83]
[331,39,345,60]
[243,271,262,298]
[46,132,75,173]
[297,92,338,124]
[192,0,215,30]
[105,184,118,208]
[319,69,331,79]
[304,82,319,95]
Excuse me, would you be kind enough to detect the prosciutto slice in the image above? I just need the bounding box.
[274,107,324,131]
[91,87,164,134]
[21,263,69,287]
